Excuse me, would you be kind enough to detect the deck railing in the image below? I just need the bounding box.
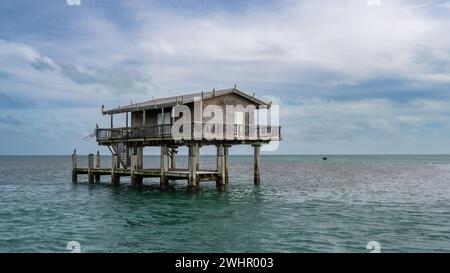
[95,123,281,142]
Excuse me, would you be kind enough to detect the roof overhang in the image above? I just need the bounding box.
[102,88,270,115]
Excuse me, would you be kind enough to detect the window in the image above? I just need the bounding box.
[157,112,171,125]
[235,112,244,137]
[157,111,171,136]
[235,112,244,125]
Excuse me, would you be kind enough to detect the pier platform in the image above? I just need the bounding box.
[73,167,220,181]
[71,149,231,191]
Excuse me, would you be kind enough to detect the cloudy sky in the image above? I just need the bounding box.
[1,0,450,155]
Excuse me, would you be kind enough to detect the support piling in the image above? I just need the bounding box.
[253,144,261,186]
[111,155,120,185]
[160,145,169,189]
[95,151,101,182]
[71,150,77,183]
[216,144,225,191]
[88,153,94,184]
[224,145,230,184]
[188,144,199,190]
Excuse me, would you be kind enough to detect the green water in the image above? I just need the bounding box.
[0,155,449,252]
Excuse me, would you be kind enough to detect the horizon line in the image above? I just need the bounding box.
[2,153,450,156]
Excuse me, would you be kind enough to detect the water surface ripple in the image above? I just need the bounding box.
[0,155,449,252]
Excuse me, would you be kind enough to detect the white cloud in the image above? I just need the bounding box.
[275,96,450,153]
[113,0,450,87]
[0,39,154,104]
[20,0,449,91]
[2,0,450,154]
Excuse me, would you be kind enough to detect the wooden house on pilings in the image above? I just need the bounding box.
[72,86,281,191]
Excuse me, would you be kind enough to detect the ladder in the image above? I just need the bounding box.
[107,143,128,169]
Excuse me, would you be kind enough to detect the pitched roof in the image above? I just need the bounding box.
[102,87,270,115]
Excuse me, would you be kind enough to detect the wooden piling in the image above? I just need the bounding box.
[95,151,101,182]
[131,154,142,186]
[88,153,94,184]
[188,144,198,189]
[216,144,225,191]
[196,145,200,171]
[137,146,143,169]
[71,150,77,183]
[170,147,177,170]
[253,144,261,185]
[160,145,169,189]
[111,155,120,185]
[224,145,230,184]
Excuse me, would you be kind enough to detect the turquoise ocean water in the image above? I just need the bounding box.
[0,155,449,252]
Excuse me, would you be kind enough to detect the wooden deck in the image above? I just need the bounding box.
[73,167,220,182]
